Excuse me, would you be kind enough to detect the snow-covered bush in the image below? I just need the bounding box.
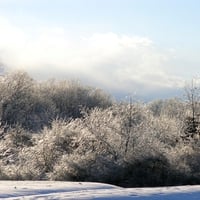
[38,79,113,120]
[0,71,35,128]
[16,120,79,179]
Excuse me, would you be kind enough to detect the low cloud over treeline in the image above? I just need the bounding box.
[0,16,185,98]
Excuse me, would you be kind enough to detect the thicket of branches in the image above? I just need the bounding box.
[0,71,112,131]
[0,71,200,187]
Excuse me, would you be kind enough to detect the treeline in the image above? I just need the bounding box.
[0,71,200,187]
[0,71,112,131]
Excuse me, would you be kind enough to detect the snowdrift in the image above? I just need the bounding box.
[1,181,200,199]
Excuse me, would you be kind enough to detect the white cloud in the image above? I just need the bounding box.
[0,16,184,98]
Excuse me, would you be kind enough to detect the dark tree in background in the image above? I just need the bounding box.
[184,78,200,140]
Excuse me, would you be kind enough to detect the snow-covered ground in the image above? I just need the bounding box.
[1,181,200,199]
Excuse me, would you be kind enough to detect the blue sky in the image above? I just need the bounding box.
[0,0,199,100]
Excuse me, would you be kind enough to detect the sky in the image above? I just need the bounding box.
[0,0,199,100]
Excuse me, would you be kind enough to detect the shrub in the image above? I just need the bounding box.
[0,71,34,128]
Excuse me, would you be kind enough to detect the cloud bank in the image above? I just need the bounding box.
[0,16,184,99]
